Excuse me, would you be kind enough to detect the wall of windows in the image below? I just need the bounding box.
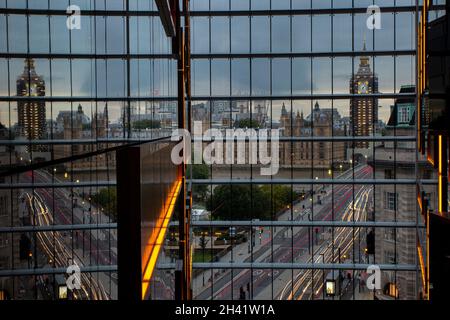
[0,0,443,300]
[0,0,175,300]
[182,0,438,301]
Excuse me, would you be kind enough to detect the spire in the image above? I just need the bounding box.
[24,58,35,70]
[360,36,370,66]
[281,102,287,116]
[363,33,367,51]
[103,103,109,120]
[21,58,37,77]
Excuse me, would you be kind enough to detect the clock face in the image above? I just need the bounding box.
[25,83,38,96]
[30,85,38,96]
[358,82,368,94]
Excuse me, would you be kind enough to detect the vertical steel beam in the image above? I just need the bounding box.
[174,0,192,300]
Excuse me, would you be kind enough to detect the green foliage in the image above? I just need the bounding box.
[207,184,295,220]
[188,163,210,202]
[90,187,117,221]
[199,234,209,250]
[261,185,295,214]
[132,119,161,130]
[234,118,260,129]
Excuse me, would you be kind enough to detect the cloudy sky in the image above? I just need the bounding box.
[0,2,417,125]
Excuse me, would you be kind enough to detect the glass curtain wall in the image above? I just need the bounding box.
[184,0,438,301]
[0,0,175,300]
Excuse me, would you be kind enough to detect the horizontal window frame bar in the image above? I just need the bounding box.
[188,6,426,16]
[0,6,430,17]
[189,179,434,185]
[0,136,416,146]
[191,51,415,59]
[0,93,415,102]
[0,53,174,59]
[192,136,416,142]
[190,93,416,100]
[0,181,116,189]
[157,262,417,271]
[0,50,415,59]
[3,179,436,189]
[0,265,117,277]
[0,138,170,145]
[0,223,117,233]
[0,96,177,102]
[189,220,422,228]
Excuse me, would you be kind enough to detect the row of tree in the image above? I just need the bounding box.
[207,184,297,220]
[90,187,117,221]
[188,163,297,220]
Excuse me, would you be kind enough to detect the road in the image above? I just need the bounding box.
[195,164,373,300]
[24,191,109,300]
[21,170,117,299]
[280,186,372,300]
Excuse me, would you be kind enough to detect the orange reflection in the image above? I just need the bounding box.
[438,135,443,214]
[417,241,426,298]
[141,180,182,299]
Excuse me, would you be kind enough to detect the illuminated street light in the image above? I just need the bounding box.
[325,279,336,297]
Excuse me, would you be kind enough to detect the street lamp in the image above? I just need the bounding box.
[58,284,68,300]
[325,279,336,297]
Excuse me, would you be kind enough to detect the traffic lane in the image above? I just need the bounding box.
[197,165,372,299]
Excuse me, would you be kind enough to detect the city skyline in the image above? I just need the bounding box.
[0,0,448,305]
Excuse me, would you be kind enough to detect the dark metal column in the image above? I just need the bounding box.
[174,0,192,300]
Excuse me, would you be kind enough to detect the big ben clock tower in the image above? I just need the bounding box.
[17,58,46,149]
[349,41,379,148]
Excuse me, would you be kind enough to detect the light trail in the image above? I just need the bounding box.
[25,192,109,300]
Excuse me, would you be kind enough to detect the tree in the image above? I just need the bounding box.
[234,118,260,129]
[260,185,296,215]
[208,184,296,221]
[132,119,161,130]
[199,234,209,252]
[187,163,210,202]
[207,185,271,220]
[91,187,117,221]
